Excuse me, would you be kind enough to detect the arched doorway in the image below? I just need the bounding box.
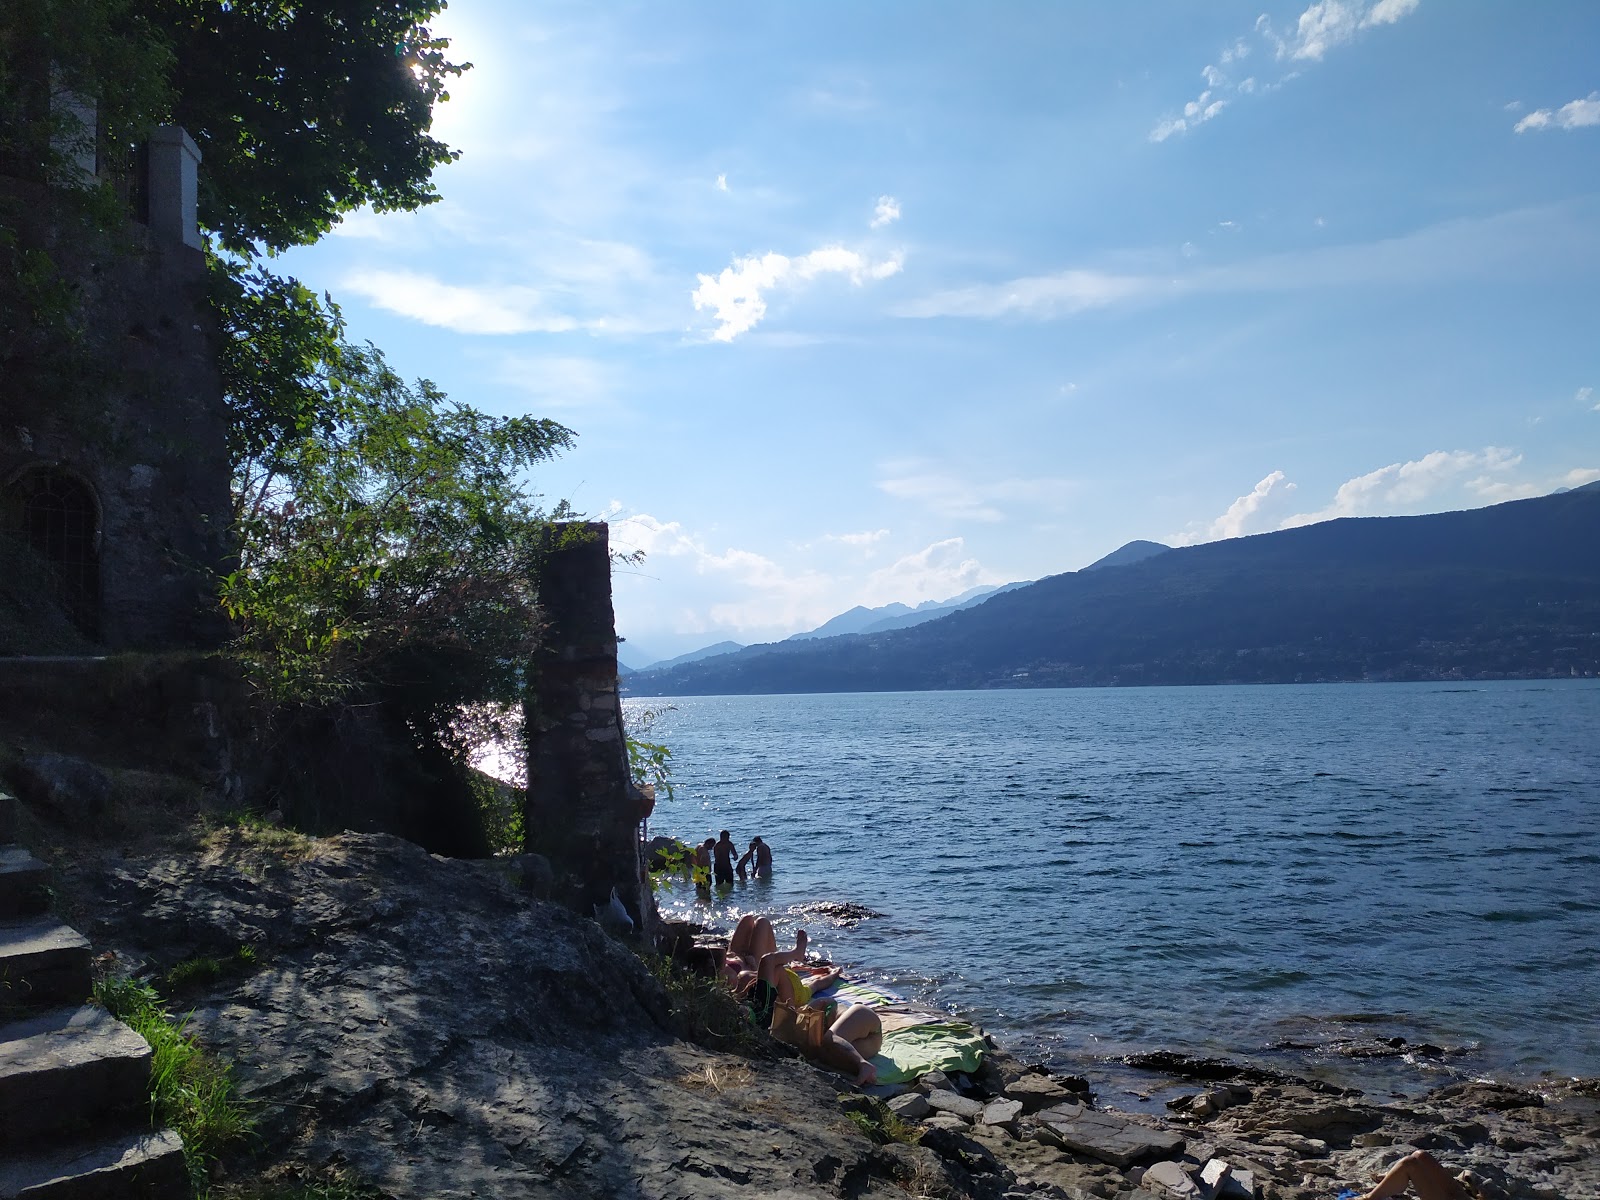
[0,466,102,639]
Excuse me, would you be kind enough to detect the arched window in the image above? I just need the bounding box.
[1,466,101,638]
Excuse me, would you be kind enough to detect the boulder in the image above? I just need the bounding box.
[1033,1103,1186,1168]
[982,1098,1025,1129]
[1005,1072,1079,1112]
[1142,1160,1201,1199]
[507,852,554,897]
[889,1092,931,1121]
[927,1089,985,1121]
[1201,1158,1255,1197]
[10,753,112,825]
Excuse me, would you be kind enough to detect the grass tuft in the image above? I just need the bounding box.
[676,1061,755,1094]
[638,952,767,1055]
[839,1094,923,1146]
[213,1176,389,1200]
[164,944,261,995]
[93,973,255,1189]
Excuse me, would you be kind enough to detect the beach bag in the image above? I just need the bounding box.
[770,1000,827,1053]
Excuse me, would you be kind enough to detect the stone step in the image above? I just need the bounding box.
[0,1126,188,1199]
[0,792,18,844]
[0,846,51,918]
[0,917,92,1011]
[0,1006,153,1146]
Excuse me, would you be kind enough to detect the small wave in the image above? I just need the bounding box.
[1242,969,1313,991]
[1478,909,1552,923]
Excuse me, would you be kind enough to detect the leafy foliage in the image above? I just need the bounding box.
[3,0,463,252]
[215,258,575,792]
[221,341,573,721]
[0,0,174,185]
[139,0,466,251]
[623,703,676,803]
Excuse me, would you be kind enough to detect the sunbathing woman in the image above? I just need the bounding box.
[1349,1150,1498,1200]
[737,931,882,1086]
[720,913,779,986]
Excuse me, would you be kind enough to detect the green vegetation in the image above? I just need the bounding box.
[839,1094,923,1146]
[469,769,525,857]
[93,973,254,1189]
[165,945,259,995]
[639,953,766,1056]
[2,0,462,253]
[215,1177,388,1200]
[623,704,677,803]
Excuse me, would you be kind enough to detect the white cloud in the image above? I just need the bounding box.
[1559,467,1600,489]
[1157,0,1417,141]
[1576,386,1595,408]
[715,173,729,191]
[1263,0,1420,63]
[1515,92,1600,133]
[896,203,1600,324]
[490,354,619,409]
[692,245,903,341]
[341,269,581,334]
[1150,86,1228,142]
[871,195,902,228]
[895,268,1159,320]
[825,529,890,547]
[1213,471,1297,539]
[862,539,1002,608]
[1281,448,1521,527]
[876,463,1078,522]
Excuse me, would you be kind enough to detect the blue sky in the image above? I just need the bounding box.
[277,1,1600,665]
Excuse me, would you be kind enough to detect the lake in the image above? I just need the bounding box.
[632,681,1600,1100]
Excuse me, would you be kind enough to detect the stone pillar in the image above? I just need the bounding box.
[524,522,651,933]
[147,126,202,250]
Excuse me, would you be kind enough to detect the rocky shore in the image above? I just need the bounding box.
[54,829,1600,1199]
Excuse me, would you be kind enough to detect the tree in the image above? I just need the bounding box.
[137,0,466,251]
[219,278,576,736]
[1,0,465,251]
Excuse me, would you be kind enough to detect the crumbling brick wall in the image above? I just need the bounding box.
[523,522,651,932]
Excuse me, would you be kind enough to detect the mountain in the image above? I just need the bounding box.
[631,640,745,672]
[623,489,1600,696]
[786,584,1017,641]
[1083,540,1170,571]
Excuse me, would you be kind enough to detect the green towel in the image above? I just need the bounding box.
[871,1021,987,1084]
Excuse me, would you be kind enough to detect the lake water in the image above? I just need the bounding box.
[631,681,1600,1101]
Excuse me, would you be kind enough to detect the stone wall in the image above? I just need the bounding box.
[0,175,230,653]
[523,522,651,931]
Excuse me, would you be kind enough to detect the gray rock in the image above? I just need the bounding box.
[927,1088,985,1121]
[1033,1103,1186,1168]
[1222,1167,1256,1198]
[918,1069,953,1092]
[11,753,112,825]
[982,1098,1026,1128]
[1142,1160,1201,1199]
[889,1091,931,1120]
[1007,1072,1080,1112]
[924,1113,974,1132]
[507,852,554,897]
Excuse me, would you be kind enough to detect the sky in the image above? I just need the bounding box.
[276,1,1600,666]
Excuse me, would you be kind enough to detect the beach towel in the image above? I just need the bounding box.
[869,1021,989,1085]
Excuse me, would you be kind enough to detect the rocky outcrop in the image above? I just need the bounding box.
[47,826,1600,1200]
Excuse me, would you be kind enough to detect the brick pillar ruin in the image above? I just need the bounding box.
[523,522,651,934]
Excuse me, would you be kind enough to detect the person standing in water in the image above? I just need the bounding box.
[712,830,739,887]
[737,835,773,880]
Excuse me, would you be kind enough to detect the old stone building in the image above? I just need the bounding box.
[1,124,230,653]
